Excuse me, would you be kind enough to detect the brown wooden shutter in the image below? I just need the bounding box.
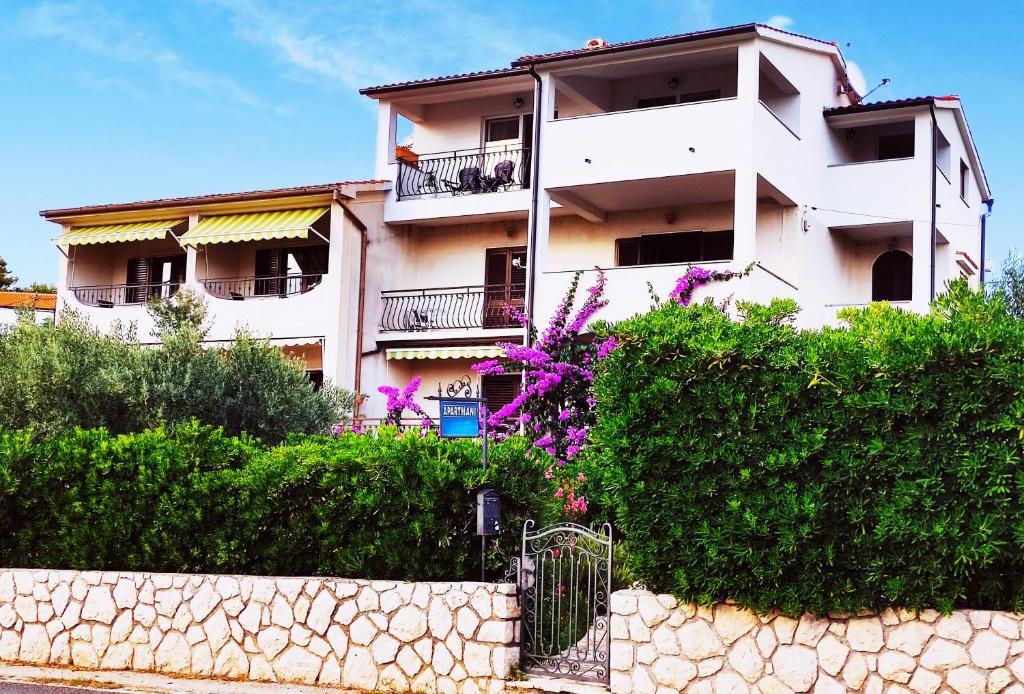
[482,374,521,417]
[484,247,527,328]
[255,249,281,295]
[126,258,149,303]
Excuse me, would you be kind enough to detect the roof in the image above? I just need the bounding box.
[40,180,389,219]
[824,95,960,116]
[0,291,57,311]
[513,23,834,66]
[361,23,842,96]
[360,66,529,96]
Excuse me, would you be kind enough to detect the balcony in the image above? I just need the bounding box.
[543,98,742,192]
[200,274,324,300]
[395,145,531,201]
[72,282,182,307]
[385,147,533,225]
[380,284,525,333]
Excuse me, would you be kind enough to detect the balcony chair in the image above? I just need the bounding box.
[406,308,438,331]
[489,160,516,191]
[445,167,482,195]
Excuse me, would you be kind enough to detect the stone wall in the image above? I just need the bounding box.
[0,568,518,693]
[611,590,1024,694]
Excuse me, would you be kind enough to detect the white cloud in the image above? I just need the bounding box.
[18,1,264,108]
[764,15,795,30]
[687,0,717,27]
[207,0,573,95]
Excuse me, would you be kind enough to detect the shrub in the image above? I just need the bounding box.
[593,283,1024,614]
[0,423,559,580]
[0,299,351,442]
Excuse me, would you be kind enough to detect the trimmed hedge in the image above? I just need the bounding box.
[0,423,558,580]
[592,285,1024,614]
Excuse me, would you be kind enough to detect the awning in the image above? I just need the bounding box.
[198,335,325,349]
[179,207,328,246]
[56,219,186,247]
[386,345,505,360]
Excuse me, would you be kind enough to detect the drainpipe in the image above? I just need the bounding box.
[929,104,938,302]
[980,198,994,289]
[525,65,543,348]
[334,194,369,420]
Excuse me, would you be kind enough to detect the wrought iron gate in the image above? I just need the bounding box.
[519,520,612,683]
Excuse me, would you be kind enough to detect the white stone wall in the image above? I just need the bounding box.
[611,590,1024,694]
[0,568,518,693]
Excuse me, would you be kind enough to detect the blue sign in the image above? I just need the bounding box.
[439,399,481,438]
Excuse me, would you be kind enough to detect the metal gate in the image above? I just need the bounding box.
[519,520,612,683]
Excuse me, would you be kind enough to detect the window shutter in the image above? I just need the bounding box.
[125,258,149,304]
[255,249,281,295]
[484,249,508,287]
[482,374,521,417]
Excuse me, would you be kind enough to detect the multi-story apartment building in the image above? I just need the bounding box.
[42,23,992,422]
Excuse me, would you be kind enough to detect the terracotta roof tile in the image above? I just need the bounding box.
[360,66,529,95]
[825,95,960,116]
[0,291,56,311]
[40,180,390,218]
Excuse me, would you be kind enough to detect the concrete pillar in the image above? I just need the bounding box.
[374,101,398,181]
[911,220,932,311]
[525,72,556,334]
[732,41,760,270]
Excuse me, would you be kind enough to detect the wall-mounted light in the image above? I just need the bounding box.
[665,210,677,225]
[513,97,525,110]
[667,77,680,89]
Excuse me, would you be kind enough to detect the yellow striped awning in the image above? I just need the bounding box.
[56,219,185,247]
[180,207,328,246]
[386,346,505,360]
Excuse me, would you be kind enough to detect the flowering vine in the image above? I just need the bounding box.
[378,376,432,428]
[474,270,616,515]
[475,264,747,516]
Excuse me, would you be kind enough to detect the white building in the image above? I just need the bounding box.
[43,23,992,423]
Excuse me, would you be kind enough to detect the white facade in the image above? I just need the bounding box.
[44,24,992,423]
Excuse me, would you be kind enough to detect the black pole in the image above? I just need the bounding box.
[480,403,489,582]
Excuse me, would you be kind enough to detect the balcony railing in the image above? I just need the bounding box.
[395,145,531,200]
[201,274,323,300]
[72,282,182,307]
[380,284,525,332]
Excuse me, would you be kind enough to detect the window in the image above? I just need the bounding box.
[960,159,970,201]
[306,370,324,391]
[254,245,328,296]
[935,129,951,179]
[877,133,914,160]
[616,230,734,266]
[483,247,527,328]
[637,90,720,109]
[482,374,521,418]
[125,255,186,303]
[871,250,913,301]
[484,117,520,143]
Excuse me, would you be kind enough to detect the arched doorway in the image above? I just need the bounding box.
[872,250,913,301]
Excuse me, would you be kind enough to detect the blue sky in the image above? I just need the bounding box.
[0,0,1020,286]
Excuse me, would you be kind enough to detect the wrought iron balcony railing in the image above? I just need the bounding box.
[72,282,182,307]
[201,274,324,300]
[395,145,531,200]
[380,284,526,332]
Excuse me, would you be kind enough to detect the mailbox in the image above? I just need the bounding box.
[476,487,501,536]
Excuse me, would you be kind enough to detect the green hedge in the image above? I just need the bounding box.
[592,285,1024,614]
[0,423,558,580]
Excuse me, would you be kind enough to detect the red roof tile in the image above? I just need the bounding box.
[40,180,390,218]
[0,291,56,311]
[825,95,960,116]
[360,66,529,95]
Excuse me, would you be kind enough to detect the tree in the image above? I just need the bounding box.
[16,283,56,294]
[991,251,1024,319]
[0,257,17,290]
